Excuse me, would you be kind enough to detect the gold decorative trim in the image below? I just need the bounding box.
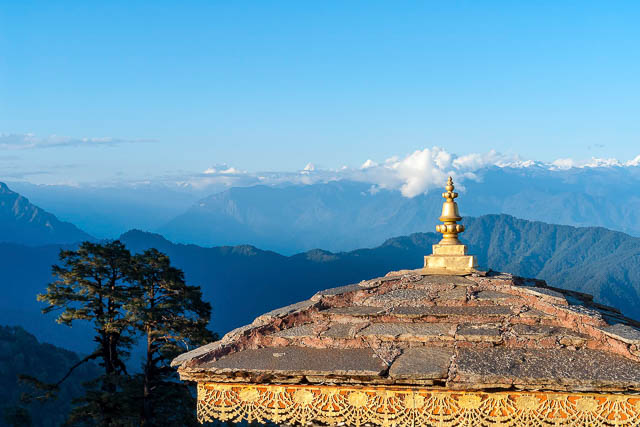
[198,382,640,426]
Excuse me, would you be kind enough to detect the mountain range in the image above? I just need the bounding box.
[12,164,640,255]
[160,166,640,254]
[0,183,92,246]
[6,181,199,239]
[0,180,639,358]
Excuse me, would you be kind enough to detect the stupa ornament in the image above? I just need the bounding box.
[435,176,464,244]
[423,176,479,274]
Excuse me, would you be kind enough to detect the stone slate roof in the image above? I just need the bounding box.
[173,271,640,393]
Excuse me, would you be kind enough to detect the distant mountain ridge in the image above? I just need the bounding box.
[0,182,93,245]
[9,166,640,251]
[7,181,199,239]
[159,166,640,254]
[159,181,441,253]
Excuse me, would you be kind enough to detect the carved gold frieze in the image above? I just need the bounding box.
[197,382,640,426]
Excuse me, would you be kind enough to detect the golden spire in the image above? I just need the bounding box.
[435,176,465,245]
[421,176,478,275]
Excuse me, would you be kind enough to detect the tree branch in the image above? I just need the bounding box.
[55,350,101,387]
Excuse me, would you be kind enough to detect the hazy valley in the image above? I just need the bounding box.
[1,178,640,351]
[10,165,640,255]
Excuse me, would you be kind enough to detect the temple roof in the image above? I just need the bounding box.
[173,270,640,393]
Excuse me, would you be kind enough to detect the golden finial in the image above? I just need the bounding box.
[435,176,465,245]
[421,176,478,275]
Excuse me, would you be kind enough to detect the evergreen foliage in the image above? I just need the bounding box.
[27,241,214,426]
[127,249,214,426]
[37,241,133,425]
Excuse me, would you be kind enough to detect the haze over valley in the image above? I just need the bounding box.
[7,158,640,253]
[1,179,640,355]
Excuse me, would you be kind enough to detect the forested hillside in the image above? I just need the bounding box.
[0,326,99,427]
[2,214,640,355]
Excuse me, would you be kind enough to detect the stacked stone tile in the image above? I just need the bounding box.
[172,271,640,392]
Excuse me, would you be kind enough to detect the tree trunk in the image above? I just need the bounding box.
[141,329,153,425]
[101,331,115,426]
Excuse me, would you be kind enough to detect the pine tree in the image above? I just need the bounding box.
[37,241,135,426]
[25,242,216,425]
[127,249,215,426]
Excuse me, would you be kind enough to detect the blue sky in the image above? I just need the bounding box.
[1,1,639,184]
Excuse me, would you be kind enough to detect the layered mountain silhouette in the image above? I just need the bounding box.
[159,180,438,254]
[0,182,93,245]
[3,214,640,355]
[159,167,640,254]
[7,181,199,239]
[10,166,640,252]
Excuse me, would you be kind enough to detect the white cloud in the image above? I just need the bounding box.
[453,150,499,170]
[626,155,640,167]
[83,147,640,199]
[350,148,530,197]
[203,165,242,175]
[0,132,154,150]
[453,150,536,170]
[220,167,240,174]
[361,159,377,169]
[188,147,527,198]
[551,158,577,170]
[389,148,452,197]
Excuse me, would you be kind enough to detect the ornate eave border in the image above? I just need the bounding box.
[197,382,640,426]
